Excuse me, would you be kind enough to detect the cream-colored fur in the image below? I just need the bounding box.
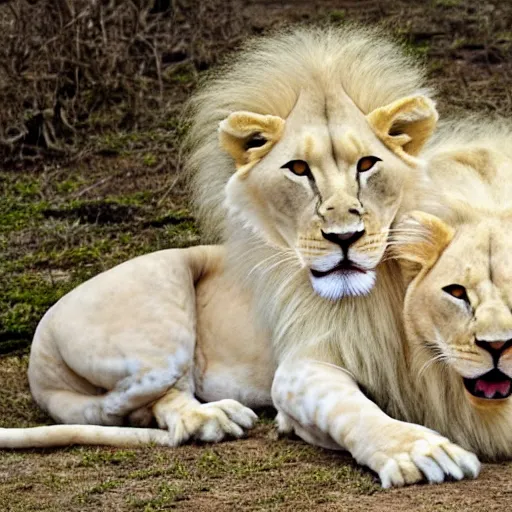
[0,246,272,447]
[186,26,479,487]
[394,121,512,460]
[0,27,483,489]
[0,27,440,463]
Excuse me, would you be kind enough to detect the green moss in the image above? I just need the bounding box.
[0,197,49,234]
[128,461,189,480]
[44,473,70,491]
[127,483,186,511]
[433,0,461,7]
[197,449,225,474]
[0,272,79,353]
[91,129,175,154]
[75,479,124,504]
[451,37,467,50]
[299,465,379,494]
[327,9,346,23]
[54,177,87,194]
[142,153,158,167]
[404,40,431,59]
[78,449,137,467]
[0,174,50,234]
[163,219,199,248]
[12,180,41,198]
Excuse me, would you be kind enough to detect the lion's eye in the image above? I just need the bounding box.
[281,160,311,177]
[245,134,267,150]
[443,284,469,302]
[357,156,382,173]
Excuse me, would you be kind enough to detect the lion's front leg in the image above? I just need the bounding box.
[272,359,481,488]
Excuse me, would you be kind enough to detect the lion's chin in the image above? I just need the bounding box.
[310,269,376,300]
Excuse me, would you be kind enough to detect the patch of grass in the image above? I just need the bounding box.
[54,177,88,195]
[170,70,195,84]
[142,153,158,167]
[75,479,123,504]
[433,0,461,7]
[496,32,512,43]
[165,62,196,85]
[0,354,51,427]
[127,483,187,511]
[12,179,41,198]
[1,173,199,353]
[43,194,153,220]
[78,449,137,468]
[0,172,48,235]
[162,221,199,248]
[403,39,431,59]
[451,37,467,50]
[298,464,379,495]
[254,490,288,508]
[326,9,346,23]
[233,446,316,477]
[128,461,190,480]
[195,445,320,479]
[91,129,175,155]
[197,449,226,475]
[0,195,49,234]
[0,272,79,353]
[44,473,70,491]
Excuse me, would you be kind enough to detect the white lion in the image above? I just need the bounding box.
[0,26,482,487]
[394,121,512,462]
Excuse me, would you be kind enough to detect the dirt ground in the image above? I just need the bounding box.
[2,0,512,510]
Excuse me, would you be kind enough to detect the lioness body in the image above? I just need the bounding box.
[22,246,272,446]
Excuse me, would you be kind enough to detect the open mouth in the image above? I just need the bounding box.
[310,260,367,279]
[463,369,512,400]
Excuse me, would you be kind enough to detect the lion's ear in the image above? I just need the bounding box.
[219,111,285,172]
[392,211,454,282]
[367,95,438,164]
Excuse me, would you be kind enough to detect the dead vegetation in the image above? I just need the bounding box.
[0,0,245,162]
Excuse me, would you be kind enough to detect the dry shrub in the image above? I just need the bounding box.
[0,0,245,161]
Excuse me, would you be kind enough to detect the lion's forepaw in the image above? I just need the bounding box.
[365,423,480,488]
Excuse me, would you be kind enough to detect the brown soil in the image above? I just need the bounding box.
[2,1,512,511]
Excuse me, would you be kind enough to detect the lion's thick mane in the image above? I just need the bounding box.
[186,25,430,242]
[186,26,434,422]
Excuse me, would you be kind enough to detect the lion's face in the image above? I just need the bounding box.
[399,213,512,407]
[219,92,437,300]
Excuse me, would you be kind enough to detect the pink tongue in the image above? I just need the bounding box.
[475,379,511,398]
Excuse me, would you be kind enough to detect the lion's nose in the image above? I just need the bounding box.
[475,339,512,362]
[321,229,365,251]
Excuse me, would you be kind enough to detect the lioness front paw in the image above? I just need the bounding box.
[364,422,480,488]
[157,399,258,446]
